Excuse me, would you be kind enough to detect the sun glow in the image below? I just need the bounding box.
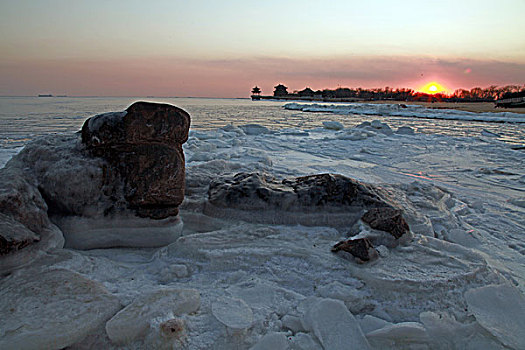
[419,81,448,95]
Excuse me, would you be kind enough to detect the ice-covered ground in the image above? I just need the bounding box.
[1,101,525,349]
[285,102,525,123]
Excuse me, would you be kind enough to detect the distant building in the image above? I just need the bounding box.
[297,87,314,97]
[273,84,288,97]
[251,86,261,96]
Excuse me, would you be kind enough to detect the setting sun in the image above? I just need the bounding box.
[419,81,448,95]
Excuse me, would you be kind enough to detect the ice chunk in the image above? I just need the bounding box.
[366,322,429,347]
[240,124,270,135]
[481,129,499,137]
[419,311,509,349]
[359,315,393,334]
[302,298,370,350]
[465,284,525,349]
[57,215,183,249]
[282,314,305,333]
[396,126,415,135]
[0,268,121,350]
[290,333,323,350]
[316,281,368,313]
[370,120,393,135]
[212,297,254,330]
[105,288,200,345]
[250,332,289,350]
[322,121,344,130]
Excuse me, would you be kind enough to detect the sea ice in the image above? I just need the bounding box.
[211,296,254,331]
[465,284,525,349]
[105,288,200,345]
[322,121,344,130]
[55,215,183,249]
[0,268,121,350]
[250,332,290,350]
[301,298,370,350]
[240,123,271,135]
[396,126,415,135]
[366,322,429,348]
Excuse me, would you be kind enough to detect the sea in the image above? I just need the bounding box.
[1,96,524,150]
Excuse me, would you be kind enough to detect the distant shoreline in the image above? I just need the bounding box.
[262,97,525,115]
[365,100,525,115]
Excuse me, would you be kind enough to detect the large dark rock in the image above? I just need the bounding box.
[208,172,391,212]
[0,102,190,263]
[82,101,190,219]
[205,172,410,233]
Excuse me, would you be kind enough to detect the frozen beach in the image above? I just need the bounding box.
[1,97,524,349]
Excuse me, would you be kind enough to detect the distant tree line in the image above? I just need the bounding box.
[270,84,525,102]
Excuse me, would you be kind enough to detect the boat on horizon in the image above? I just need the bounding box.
[38,94,53,97]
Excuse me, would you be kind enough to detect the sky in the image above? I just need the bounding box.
[1,0,524,97]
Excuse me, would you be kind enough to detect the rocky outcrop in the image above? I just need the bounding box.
[205,172,408,230]
[81,101,190,219]
[206,172,410,261]
[0,102,190,264]
[208,173,390,211]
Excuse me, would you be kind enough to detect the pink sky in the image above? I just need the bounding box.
[1,1,524,97]
[1,56,524,98]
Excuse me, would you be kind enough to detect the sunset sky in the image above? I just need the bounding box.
[1,0,524,97]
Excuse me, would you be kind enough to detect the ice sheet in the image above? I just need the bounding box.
[1,101,524,348]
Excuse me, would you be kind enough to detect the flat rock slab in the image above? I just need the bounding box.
[0,268,120,350]
[465,284,525,349]
[105,288,200,345]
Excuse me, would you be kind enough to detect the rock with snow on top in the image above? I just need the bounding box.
[206,172,403,229]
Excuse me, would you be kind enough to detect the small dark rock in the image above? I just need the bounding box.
[361,207,409,239]
[332,238,377,262]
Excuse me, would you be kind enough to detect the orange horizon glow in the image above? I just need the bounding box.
[418,81,449,95]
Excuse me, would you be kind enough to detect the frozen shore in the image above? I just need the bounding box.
[1,104,525,349]
[285,102,525,123]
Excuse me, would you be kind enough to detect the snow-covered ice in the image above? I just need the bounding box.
[285,102,525,123]
[1,99,524,349]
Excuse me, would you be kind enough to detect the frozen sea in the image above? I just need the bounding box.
[1,96,524,349]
